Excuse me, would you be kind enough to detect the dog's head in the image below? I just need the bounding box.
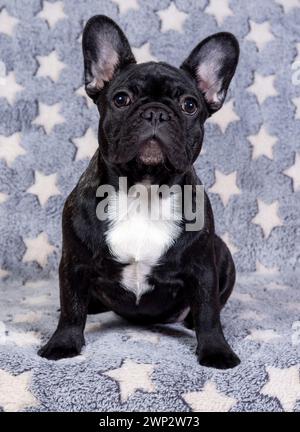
[82,15,239,176]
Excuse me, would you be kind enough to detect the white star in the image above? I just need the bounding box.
[261,365,300,411]
[246,328,281,342]
[292,97,300,119]
[157,2,188,33]
[8,331,41,347]
[0,8,19,36]
[0,71,24,105]
[72,127,98,161]
[22,232,55,267]
[209,170,240,206]
[76,85,94,108]
[126,329,160,344]
[204,0,233,26]
[247,73,278,105]
[0,192,8,203]
[221,232,238,255]
[284,153,300,191]
[13,312,42,324]
[247,125,277,160]
[132,42,157,64]
[0,369,39,412]
[33,102,65,135]
[37,1,66,28]
[27,171,61,206]
[23,294,51,306]
[0,268,9,278]
[0,322,40,347]
[36,50,65,82]
[275,0,300,13]
[208,99,240,133]
[111,0,139,14]
[182,381,237,412]
[103,359,155,402]
[252,199,283,238]
[85,322,102,333]
[245,21,274,52]
[0,132,25,167]
[256,260,278,274]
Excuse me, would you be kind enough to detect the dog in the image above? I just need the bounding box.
[38,15,240,369]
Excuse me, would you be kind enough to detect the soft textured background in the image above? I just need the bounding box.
[0,0,299,412]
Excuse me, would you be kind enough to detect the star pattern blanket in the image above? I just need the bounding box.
[0,0,299,412]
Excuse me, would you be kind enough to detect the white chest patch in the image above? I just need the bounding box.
[105,184,182,304]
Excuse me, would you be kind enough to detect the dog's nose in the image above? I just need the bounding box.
[140,107,170,125]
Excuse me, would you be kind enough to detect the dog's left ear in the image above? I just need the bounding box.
[181,32,239,114]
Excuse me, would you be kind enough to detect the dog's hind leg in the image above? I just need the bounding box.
[183,234,236,329]
[87,292,111,314]
[214,235,236,307]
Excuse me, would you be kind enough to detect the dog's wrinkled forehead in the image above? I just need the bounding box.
[108,62,199,99]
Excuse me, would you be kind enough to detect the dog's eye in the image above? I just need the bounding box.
[181,97,198,115]
[113,92,131,108]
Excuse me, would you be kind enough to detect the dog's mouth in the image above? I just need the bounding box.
[112,134,188,175]
[138,138,164,166]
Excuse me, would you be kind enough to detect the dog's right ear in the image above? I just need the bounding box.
[82,15,136,102]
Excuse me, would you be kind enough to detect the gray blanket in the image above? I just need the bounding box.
[0,0,299,412]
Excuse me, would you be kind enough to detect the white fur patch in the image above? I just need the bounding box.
[105,185,182,304]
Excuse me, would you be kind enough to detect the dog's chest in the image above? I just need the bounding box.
[105,188,182,303]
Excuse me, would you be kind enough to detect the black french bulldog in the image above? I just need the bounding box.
[38,15,240,369]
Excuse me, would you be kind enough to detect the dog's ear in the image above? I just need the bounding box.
[181,32,239,114]
[82,15,136,102]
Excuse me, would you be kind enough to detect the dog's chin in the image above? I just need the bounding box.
[137,138,164,166]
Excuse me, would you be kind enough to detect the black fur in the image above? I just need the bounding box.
[38,15,240,369]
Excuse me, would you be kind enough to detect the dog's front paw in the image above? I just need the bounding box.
[197,343,240,369]
[38,328,85,361]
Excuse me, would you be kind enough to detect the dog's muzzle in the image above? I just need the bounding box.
[137,105,171,165]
